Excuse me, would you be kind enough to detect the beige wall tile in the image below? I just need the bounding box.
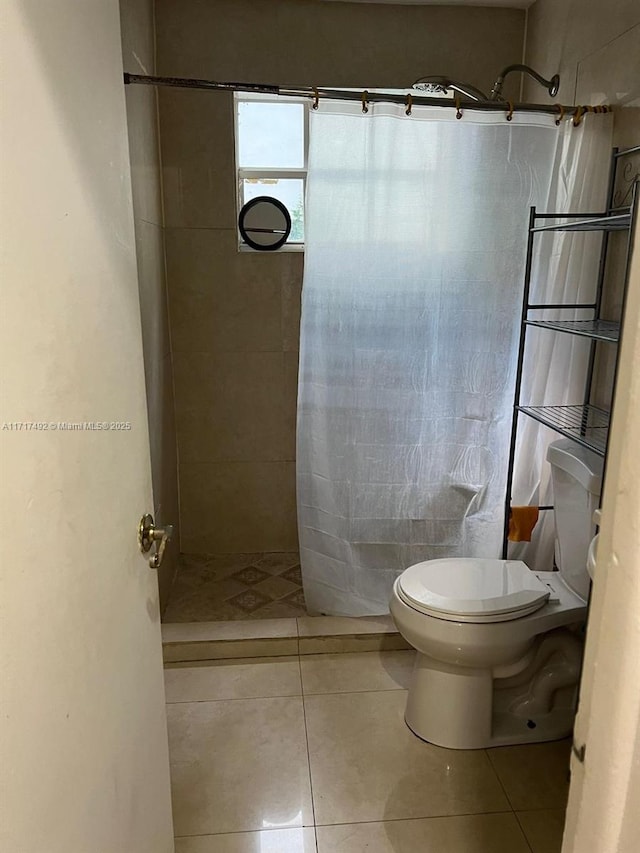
[282,274,303,353]
[576,23,640,109]
[159,88,236,229]
[524,0,640,112]
[156,0,523,97]
[136,219,171,363]
[121,0,163,226]
[119,0,154,74]
[124,86,164,226]
[165,228,282,353]
[180,461,298,552]
[173,351,292,463]
[283,351,299,461]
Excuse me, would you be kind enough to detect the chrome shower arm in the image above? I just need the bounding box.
[490,64,560,101]
[412,76,488,102]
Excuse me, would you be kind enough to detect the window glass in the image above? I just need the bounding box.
[242,178,305,242]
[237,102,305,169]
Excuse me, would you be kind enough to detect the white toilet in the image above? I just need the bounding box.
[390,439,603,749]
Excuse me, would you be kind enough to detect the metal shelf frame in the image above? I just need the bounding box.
[516,404,610,455]
[523,319,620,343]
[501,145,639,558]
[529,211,631,232]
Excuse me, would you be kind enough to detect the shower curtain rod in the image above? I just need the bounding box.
[123,73,609,120]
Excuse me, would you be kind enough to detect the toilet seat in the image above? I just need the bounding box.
[397,558,550,623]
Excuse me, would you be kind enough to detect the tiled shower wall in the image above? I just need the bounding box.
[120,0,180,608]
[155,0,525,555]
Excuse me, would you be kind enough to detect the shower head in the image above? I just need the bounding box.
[411,76,488,103]
[411,66,560,105]
[489,65,560,101]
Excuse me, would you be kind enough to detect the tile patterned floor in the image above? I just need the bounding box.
[163,552,306,622]
[167,650,569,852]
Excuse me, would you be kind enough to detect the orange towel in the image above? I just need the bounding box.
[508,506,540,542]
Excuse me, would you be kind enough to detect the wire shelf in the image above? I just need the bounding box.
[530,211,631,232]
[524,319,620,343]
[517,404,609,455]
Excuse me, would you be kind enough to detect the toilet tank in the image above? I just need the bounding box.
[547,439,604,601]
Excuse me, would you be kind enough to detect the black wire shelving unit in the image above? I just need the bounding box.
[502,145,639,558]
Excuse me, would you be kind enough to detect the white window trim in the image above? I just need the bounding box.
[234,93,309,253]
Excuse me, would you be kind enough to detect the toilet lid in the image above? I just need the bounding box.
[397,558,550,623]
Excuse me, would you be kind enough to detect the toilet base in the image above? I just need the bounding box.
[406,708,575,749]
[405,650,578,749]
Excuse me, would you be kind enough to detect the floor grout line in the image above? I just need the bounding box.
[484,747,517,813]
[301,686,409,699]
[165,694,303,704]
[166,686,411,704]
[298,653,320,853]
[312,808,527,828]
[173,808,527,839]
[513,810,536,853]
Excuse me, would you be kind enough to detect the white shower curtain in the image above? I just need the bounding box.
[296,101,612,616]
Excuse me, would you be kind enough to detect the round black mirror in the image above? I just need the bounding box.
[238,196,292,251]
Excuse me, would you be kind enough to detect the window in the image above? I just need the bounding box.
[234,93,309,250]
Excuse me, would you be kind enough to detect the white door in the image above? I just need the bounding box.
[0,2,174,851]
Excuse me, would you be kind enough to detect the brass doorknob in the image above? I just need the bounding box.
[138,513,174,568]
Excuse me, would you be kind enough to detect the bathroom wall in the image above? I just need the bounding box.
[561,219,640,853]
[524,0,640,410]
[155,0,526,555]
[523,11,640,846]
[120,0,180,607]
[523,0,640,120]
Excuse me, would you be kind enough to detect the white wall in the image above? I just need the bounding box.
[120,0,180,610]
[0,2,174,850]
[562,207,640,853]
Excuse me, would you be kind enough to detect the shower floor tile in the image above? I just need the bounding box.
[163,551,306,622]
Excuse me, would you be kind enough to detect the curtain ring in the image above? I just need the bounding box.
[506,101,514,121]
[554,103,565,126]
[573,105,585,127]
[312,87,319,111]
[405,93,412,116]
[455,96,463,120]
[361,90,369,114]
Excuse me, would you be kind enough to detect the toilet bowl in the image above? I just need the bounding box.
[390,439,603,749]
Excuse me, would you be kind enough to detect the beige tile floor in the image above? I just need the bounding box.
[167,650,569,853]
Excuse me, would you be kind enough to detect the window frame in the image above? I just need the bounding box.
[234,92,309,253]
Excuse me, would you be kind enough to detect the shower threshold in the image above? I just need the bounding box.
[162,614,409,666]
